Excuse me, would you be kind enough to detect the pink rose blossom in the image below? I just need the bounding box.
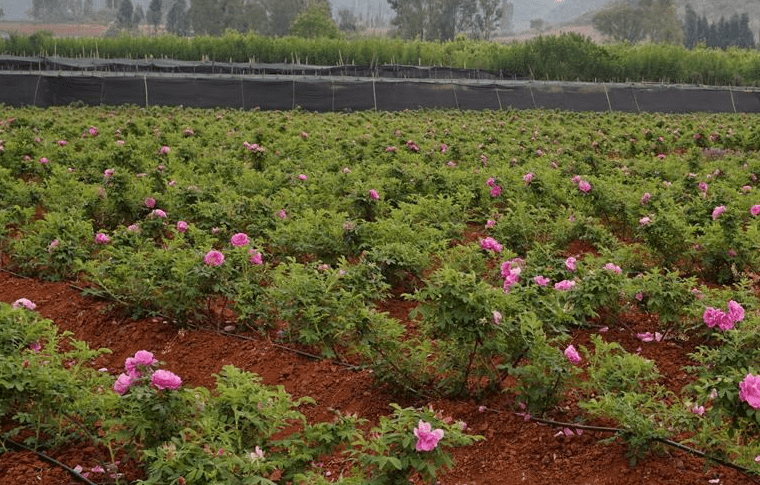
[578,180,592,193]
[126,224,139,233]
[368,189,380,200]
[739,373,760,409]
[204,250,225,266]
[298,174,308,181]
[440,143,447,153]
[278,209,287,220]
[12,298,36,310]
[728,300,745,323]
[479,237,503,253]
[249,250,263,265]
[751,205,760,216]
[144,197,156,208]
[493,310,502,325]
[639,216,651,226]
[104,169,115,178]
[58,140,67,146]
[151,369,182,390]
[150,209,167,218]
[88,126,99,137]
[711,205,726,220]
[176,221,188,233]
[691,405,705,416]
[125,350,157,376]
[250,446,265,460]
[95,233,110,244]
[159,145,170,155]
[565,257,576,272]
[533,275,550,287]
[603,263,622,274]
[564,345,581,364]
[230,233,249,247]
[742,185,752,193]
[413,420,444,452]
[113,373,133,395]
[554,280,576,291]
[116,140,125,146]
[570,175,581,184]
[523,172,535,184]
[640,192,651,205]
[485,219,496,228]
[486,177,496,187]
[39,157,49,165]
[385,145,397,152]
[490,184,502,197]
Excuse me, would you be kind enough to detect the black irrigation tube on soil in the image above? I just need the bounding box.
[1,438,99,485]
[522,414,759,479]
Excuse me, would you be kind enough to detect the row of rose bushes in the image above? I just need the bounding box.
[1,301,478,484]
[2,106,760,474]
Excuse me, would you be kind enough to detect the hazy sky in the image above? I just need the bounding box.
[1,0,31,20]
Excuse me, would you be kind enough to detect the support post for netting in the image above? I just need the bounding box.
[372,77,377,111]
[452,81,459,110]
[729,86,737,113]
[143,75,149,107]
[495,87,502,110]
[603,82,612,113]
[33,75,42,106]
[529,82,537,109]
[631,84,641,113]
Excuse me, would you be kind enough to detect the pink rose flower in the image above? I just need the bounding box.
[204,250,225,266]
[739,373,760,409]
[125,350,158,376]
[565,257,576,272]
[12,298,36,310]
[249,250,263,265]
[493,310,502,325]
[113,373,133,395]
[39,157,49,165]
[104,169,115,178]
[278,209,287,220]
[640,192,651,205]
[490,184,502,197]
[151,369,182,390]
[603,262,622,274]
[691,405,705,416]
[368,189,380,200]
[150,209,167,218]
[578,180,591,193]
[523,172,535,184]
[159,145,170,155]
[751,205,760,216]
[554,280,575,291]
[144,197,156,208]
[298,174,308,181]
[533,275,550,287]
[711,205,726,220]
[58,140,67,146]
[176,221,189,233]
[94,233,110,244]
[639,216,651,226]
[413,420,444,452]
[479,237,503,253]
[230,233,249,247]
[564,345,581,364]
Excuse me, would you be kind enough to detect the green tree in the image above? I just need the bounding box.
[166,0,190,35]
[147,0,162,33]
[290,1,340,38]
[683,4,697,48]
[640,0,682,44]
[133,4,145,26]
[117,0,134,28]
[337,8,358,32]
[474,0,502,40]
[592,4,644,43]
[261,0,307,36]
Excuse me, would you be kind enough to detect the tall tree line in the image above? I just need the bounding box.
[387,0,509,41]
[683,5,754,49]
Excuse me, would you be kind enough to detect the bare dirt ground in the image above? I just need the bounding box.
[0,21,109,38]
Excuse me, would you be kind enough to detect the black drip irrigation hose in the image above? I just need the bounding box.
[2,438,99,485]
[510,413,759,479]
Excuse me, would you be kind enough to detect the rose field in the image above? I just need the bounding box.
[2,105,760,484]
